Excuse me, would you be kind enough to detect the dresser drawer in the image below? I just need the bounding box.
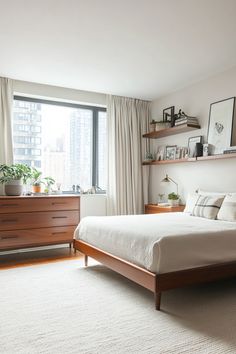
[0,196,79,214]
[0,210,79,231]
[0,226,76,250]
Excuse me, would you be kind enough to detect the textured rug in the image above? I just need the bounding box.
[1,259,236,354]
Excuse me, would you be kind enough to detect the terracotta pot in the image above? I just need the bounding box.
[32,185,41,193]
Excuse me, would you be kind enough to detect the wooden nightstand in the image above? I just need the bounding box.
[145,204,185,214]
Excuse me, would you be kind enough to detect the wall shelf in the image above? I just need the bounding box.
[142,153,236,166]
[143,123,201,139]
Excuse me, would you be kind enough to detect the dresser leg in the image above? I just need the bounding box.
[154,292,162,311]
[84,255,88,267]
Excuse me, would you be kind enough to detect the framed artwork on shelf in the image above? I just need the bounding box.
[188,136,203,157]
[163,106,175,125]
[165,145,177,160]
[207,97,236,155]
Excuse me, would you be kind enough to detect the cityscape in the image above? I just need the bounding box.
[13,100,107,191]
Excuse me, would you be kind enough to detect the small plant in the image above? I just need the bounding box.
[31,168,43,186]
[43,176,55,193]
[145,152,154,160]
[0,164,32,184]
[168,192,179,200]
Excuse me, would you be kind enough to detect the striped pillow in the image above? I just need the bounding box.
[217,194,236,222]
[192,195,224,219]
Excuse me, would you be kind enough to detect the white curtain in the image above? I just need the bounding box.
[107,95,150,215]
[0,77,14,195]
[0,77,13,165]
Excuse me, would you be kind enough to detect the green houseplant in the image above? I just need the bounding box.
[168,192,180,206]
[0,164,32,196]
[43,176,55,194]
[31,168,43,193]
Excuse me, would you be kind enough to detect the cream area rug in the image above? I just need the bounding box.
[1,259,236,354]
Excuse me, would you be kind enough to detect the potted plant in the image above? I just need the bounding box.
[168,192,180,206]
[43,176,55,194]
[31,168,43,193]
[0,164,32,196]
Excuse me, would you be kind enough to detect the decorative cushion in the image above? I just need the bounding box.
[192,195,225,220]
[196,189,226,197]
[183,193,199,213]
[217,194,236,222]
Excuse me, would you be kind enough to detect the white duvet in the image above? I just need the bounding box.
[74,213,236,274]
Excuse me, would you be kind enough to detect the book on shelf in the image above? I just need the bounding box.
[175,118,199,126]
[223,149,236,154]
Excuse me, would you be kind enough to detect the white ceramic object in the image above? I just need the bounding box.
[4,179,23,196]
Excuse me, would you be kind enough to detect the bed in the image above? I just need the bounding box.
[73,212,236,310]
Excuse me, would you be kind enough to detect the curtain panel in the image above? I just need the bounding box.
[107,95,150,215]
[0,77,14,195]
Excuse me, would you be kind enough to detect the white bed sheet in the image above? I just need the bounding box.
[74,213,236,274]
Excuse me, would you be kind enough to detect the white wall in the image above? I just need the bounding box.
[149,66,236,204]
[13,79,106,106]
[80,194,107,218]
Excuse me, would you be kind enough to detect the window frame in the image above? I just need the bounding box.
[13,95,107,190]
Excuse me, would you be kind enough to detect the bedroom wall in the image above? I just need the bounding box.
[149,65,236,204]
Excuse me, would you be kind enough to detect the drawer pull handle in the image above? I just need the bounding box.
[52,232,67,235]
[52,202,66,205]
[1,235,19,240]
[1,204,19,207]
[1,219,17,223]
[52,216,67,219]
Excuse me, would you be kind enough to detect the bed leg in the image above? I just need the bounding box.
[84,255,88,267]
[155,292,162,311]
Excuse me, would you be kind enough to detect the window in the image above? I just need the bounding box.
[13,97,107,191]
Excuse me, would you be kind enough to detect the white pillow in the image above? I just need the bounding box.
[184,193,199,213]
[197,189,226,197]
[192,195,225,220]
[218,193,236,222]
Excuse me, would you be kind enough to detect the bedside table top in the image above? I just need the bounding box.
[145,204,185,214]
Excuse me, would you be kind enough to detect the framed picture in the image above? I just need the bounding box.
[156,145,165,161]
[207,97,236,155]
[165,145,177,160]
[188,136,203,157]
[163,106,175,124]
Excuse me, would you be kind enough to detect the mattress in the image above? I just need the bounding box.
[74,213,236,274]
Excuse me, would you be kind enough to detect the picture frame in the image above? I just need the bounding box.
[163,106,175,124]
[165,145,177,160]
[207,97,236,155]
[188,136,203,158]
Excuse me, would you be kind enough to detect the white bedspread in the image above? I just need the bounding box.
[74,213,236,274]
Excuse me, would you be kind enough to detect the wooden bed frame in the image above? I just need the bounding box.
[73,239,236,310]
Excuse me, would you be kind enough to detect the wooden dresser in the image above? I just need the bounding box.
[0,195,80,251]
[145,204,185,214]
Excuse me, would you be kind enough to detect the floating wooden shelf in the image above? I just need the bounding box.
[142,153,236,166]
[142,158,196,166]
[143,123,201,139]
[197,153,236,161]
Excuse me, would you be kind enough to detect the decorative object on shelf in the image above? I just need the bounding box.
[188,136,203,157]
[157,193,165,203]
[223,147,236,154]
[196,142,203,157]
[167,192,180,206]
[150,119,157,131]
[156,145,165,161]
[203,143,209,157]
[144,152,155,161]
[207,97,236,155]
[31,168,43,193]
[161,174,179,195]
[0,164,32,196]
[174,109,199,127]
[165,145,177,160]
[150,119,170,132]
[44,177,56,194]
[163,106,175,126]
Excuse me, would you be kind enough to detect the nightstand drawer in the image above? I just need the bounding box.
[0,210,79,231]
[0,226,76,250]
[0,197,79,214]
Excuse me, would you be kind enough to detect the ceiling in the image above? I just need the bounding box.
[0,0,236,100]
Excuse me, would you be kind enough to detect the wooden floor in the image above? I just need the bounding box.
[0,246,83,270]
